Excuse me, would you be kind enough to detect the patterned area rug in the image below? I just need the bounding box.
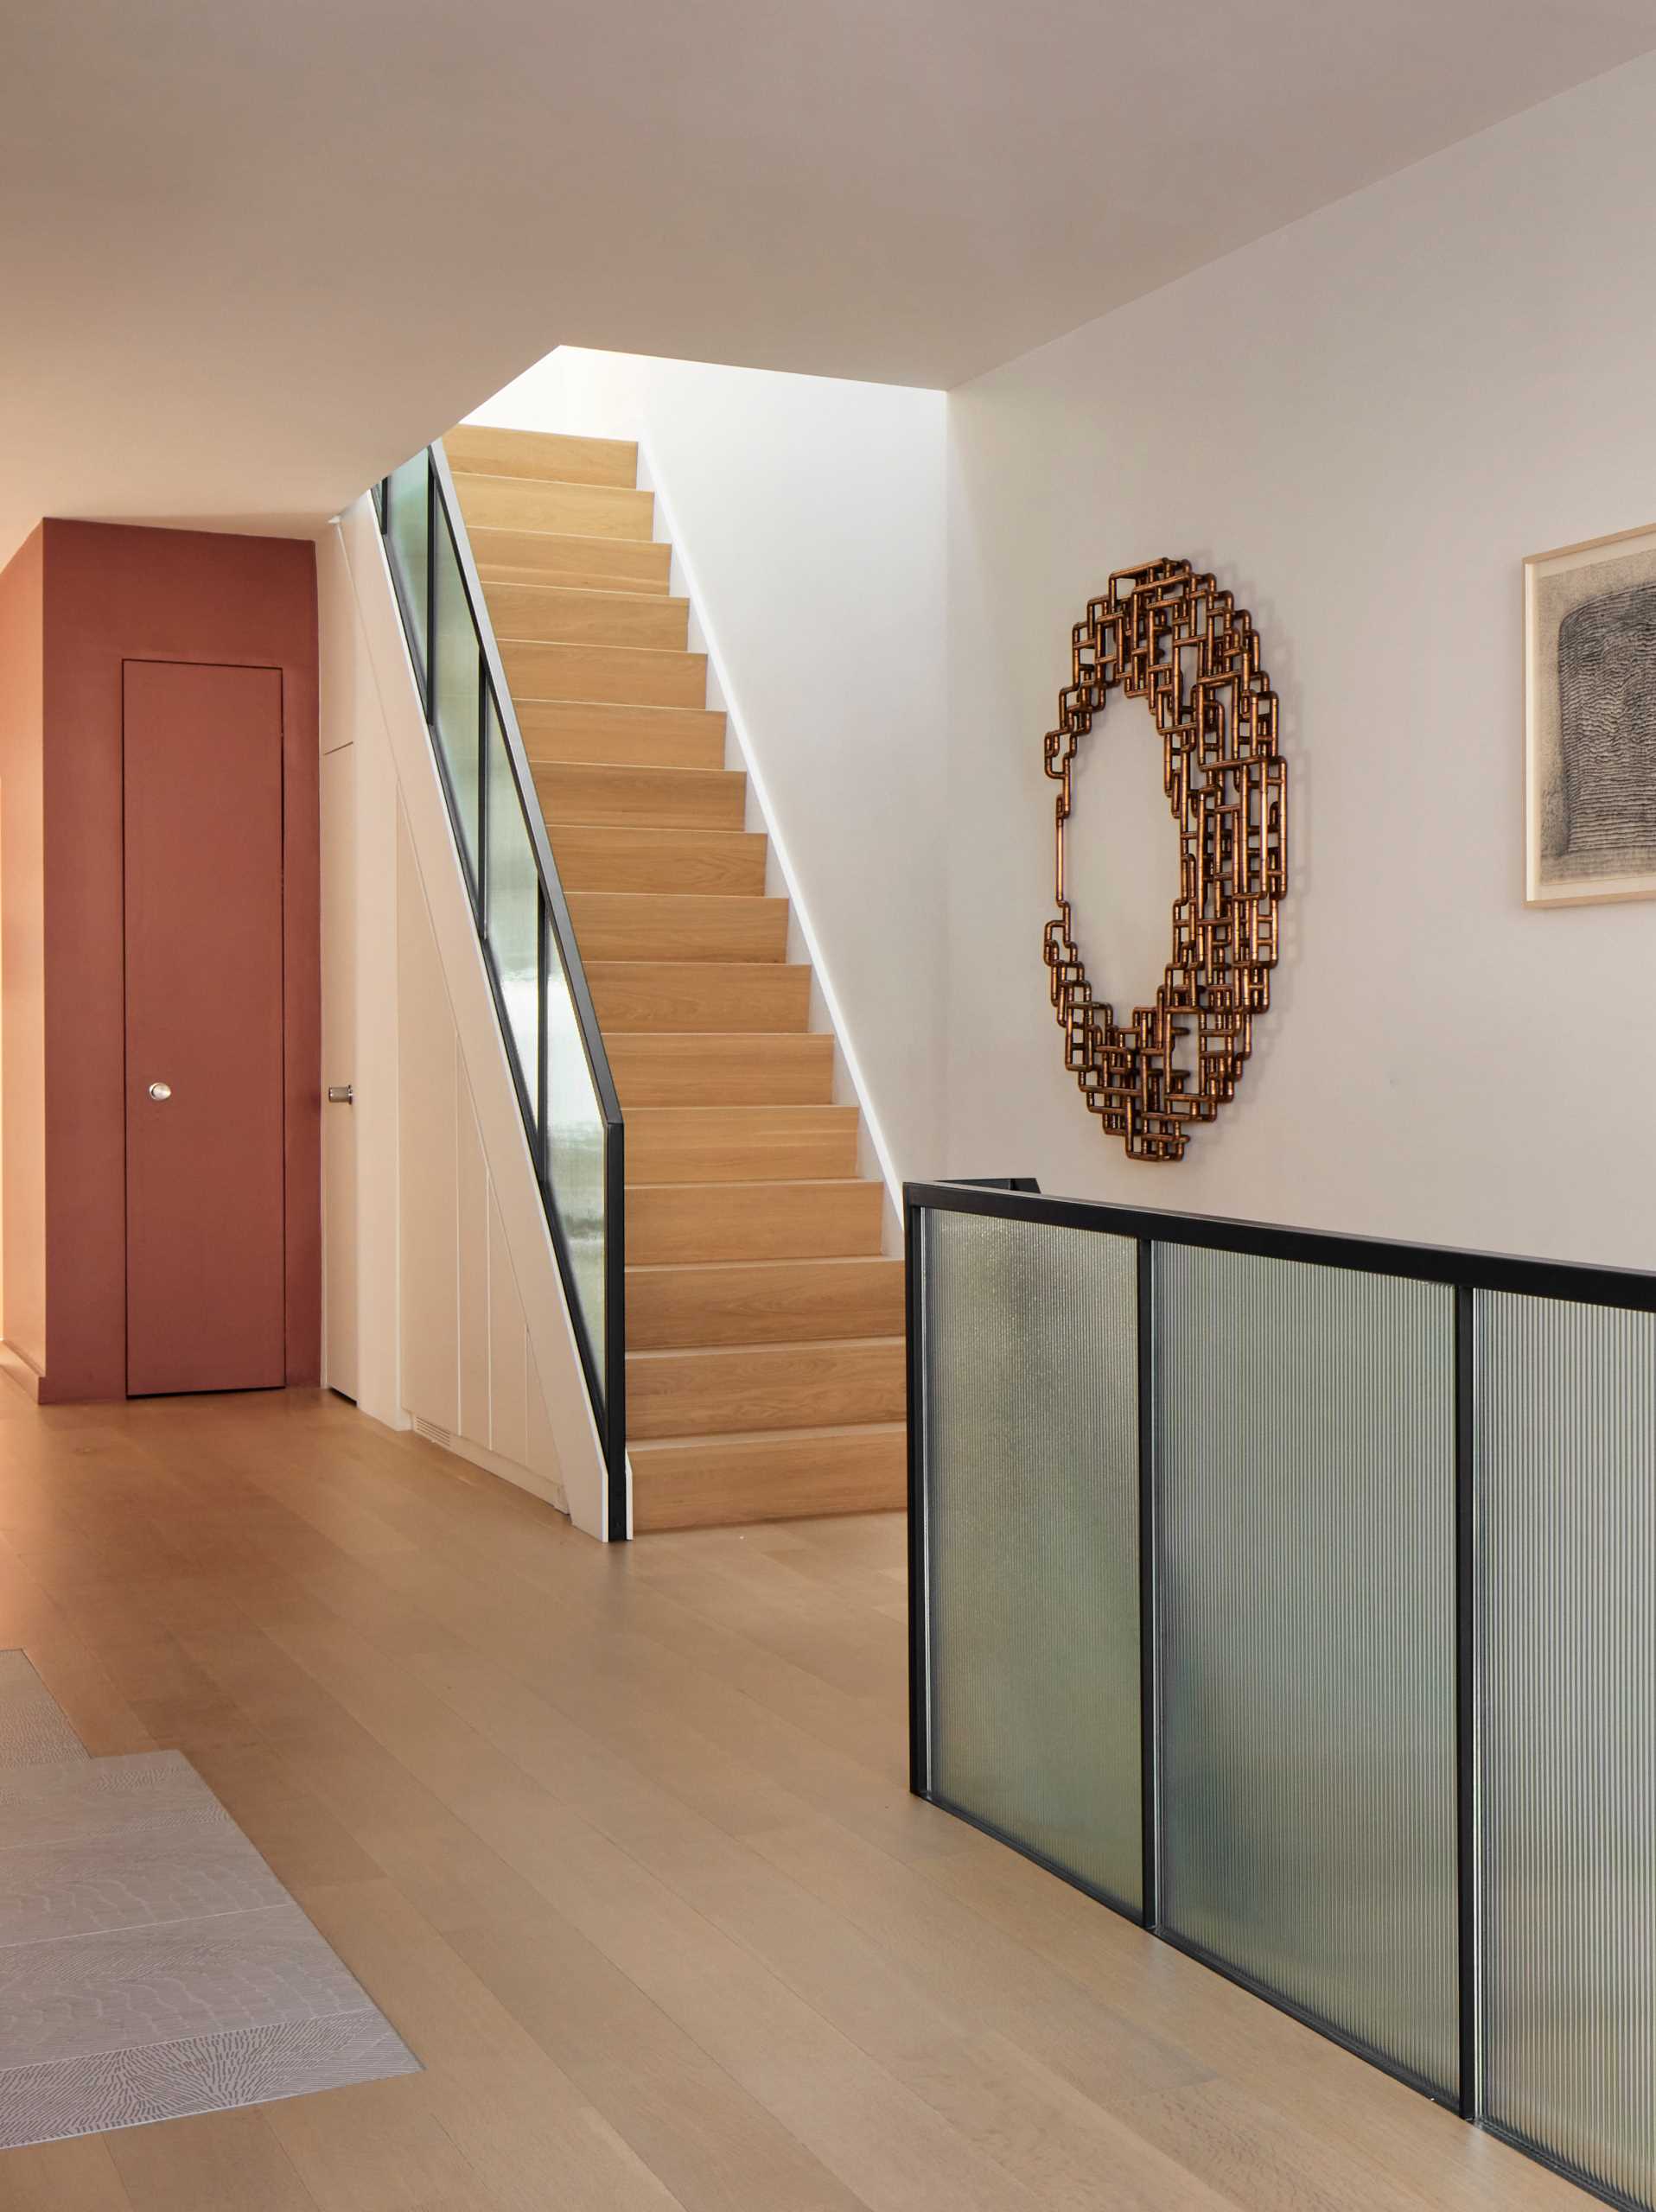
[0,1652,418,2147]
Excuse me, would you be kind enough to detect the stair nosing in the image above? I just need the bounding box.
[629,1421,907,1452]
[590,958,809,974]
[469,524,667,552]
[626,1103,855,1117]
[485,581,689,607]
[499,637,703,664]
[626,1176,878,1191]
[605,1030,831,1040]
[450,467,649,494]
[627,1335,904,1363]
[532,752,738,773]
[626,1255,899,1277]
[520,698,721,719]
[567,890,785,908]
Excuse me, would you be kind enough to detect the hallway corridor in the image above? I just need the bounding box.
[0,1389,1574,2211]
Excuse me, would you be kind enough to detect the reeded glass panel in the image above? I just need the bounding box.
[482,697,541,1112]
[922,1211,1141,1908]
[1156,1246,1458,2094]
[1481,1293,1656,2205]
[431,511,481,883]
[545,920,607,1387]
[384,454,430,673]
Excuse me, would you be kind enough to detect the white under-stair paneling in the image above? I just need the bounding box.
[395,800,568,1511]
[320,507,615,1536]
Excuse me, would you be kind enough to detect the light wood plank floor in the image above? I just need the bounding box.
[0,1386,1578,2212]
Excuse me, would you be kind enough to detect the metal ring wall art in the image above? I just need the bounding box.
[1042,558,1287,1162]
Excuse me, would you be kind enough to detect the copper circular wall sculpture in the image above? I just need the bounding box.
[1042,558,1287,1163]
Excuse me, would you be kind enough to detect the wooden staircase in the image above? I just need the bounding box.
[445,424,907,1534]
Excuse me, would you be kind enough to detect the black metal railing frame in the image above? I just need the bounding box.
[905,1176,1656,2211]
[373,451,627,1537]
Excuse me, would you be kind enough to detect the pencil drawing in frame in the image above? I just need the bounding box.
[1525,519,1656,907]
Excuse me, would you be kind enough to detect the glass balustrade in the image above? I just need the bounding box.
[376,445,625,1529]
[909,1181,1656,2204]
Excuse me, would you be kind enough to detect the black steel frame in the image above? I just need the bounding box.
[375,448,628,1539]
[904,1176,1656,2210]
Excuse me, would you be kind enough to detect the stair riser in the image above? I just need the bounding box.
[569,895,788,965]
[626,1182,885,1266]
[608,1034,834,1107]
[454,474,655,540]
[468,527,672,588]
[520,701,726,772]
[483,583,690,651]
[480,563,670,598]
[443,426,638,487]
[631,1428,907,1531]
[627,1109,859,1185]
[589,963,811,1033]
[504,640,707,710]
[627,1341,906,1439]
[548,825,765,893]
[534,766,747,832]
[627,1260,905,1349]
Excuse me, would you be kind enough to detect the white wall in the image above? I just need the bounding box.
[466,349,950,1192]
[944,52,1656,1271]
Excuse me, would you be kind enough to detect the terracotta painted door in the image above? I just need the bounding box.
[124,660,286,1395]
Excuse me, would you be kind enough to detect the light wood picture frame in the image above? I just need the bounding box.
[1525,520,1656,907]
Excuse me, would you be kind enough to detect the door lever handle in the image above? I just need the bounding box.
[327,1084,354,1104]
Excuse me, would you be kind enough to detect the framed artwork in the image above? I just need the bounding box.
[1525,521,1656,906]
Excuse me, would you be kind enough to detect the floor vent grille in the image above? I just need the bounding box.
[411,1415,454,1450]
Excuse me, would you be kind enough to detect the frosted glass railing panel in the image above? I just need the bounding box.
[383,454,429,672]
[1481,1293,1656,2205]
[545,921,608,1380]
[374,442,623,1516]
[482,696,540,1108]
[922,1210,1141,1907]
[1156,1246,1459,2094]
[431,510,481,883]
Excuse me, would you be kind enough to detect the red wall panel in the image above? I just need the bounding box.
[35,522,319,1399]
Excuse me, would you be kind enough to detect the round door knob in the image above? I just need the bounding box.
[147,1082,172,1102]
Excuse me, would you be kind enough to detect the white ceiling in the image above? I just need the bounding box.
[5,0,1656,566]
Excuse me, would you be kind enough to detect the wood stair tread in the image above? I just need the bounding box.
[469,524,672,591]
[626,1254,903,1350]
[492,581,687,607]
[445,425,638,486]
[626,1178,885,1265]
[608,1036,834,1110]
[533,761,747,832]
[482,582,690,652]
[628,1422,906,1533]
[481,565,671,596]
[451,472,656,541]
[589,961,812,1033]
[627,1333,906,1441]
[500,639,708,711]
[624,1103,860,1185]
[629,1333,901,1357]
[631,1420,905,1445]
[624,1175,880,1190]
[569,892,789,964]
[522,702,727,772]
[547,823,766,894]
[626,1254,897,1275]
